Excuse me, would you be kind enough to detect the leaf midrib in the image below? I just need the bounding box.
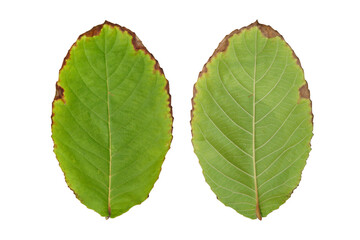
[251,29,261,220]
[104,30,113,218]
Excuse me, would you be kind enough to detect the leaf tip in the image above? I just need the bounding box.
[103,20,114,25]
[249,20,282,39]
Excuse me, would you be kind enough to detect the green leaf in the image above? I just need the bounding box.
[191,21,313,220]
[51,21,173,218]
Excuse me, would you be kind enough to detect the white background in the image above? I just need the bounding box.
[1,0,359,239]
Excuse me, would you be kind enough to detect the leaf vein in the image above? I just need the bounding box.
[203,76,253,136]
[108,39,131,79]
[256,104,298,151]
[66,83,107,123]
[255,40,279,83]
[219,59,252,94]
[255,73,298,125]
[231,42,253,80]
[257,118,307,163]
[64,107,108,149]
[55,132,107,176]
[257,136,308,180]
[110,61,148,117]
[82,43,106,81]
[255,61,288,105]
[259,175,299,199]
[199,103,253,161]
[197,126,255,192]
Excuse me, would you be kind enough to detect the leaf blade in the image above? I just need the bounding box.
[191,21,313,219]
[52,22,172,218]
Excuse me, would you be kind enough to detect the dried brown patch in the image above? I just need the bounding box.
[190,83,197,138]
[299,82,314,124]
[299,82,310,99]
[190,83,197,118]
[54,83,65,102]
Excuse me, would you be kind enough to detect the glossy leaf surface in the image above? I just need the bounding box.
[191,22,313,219]
[52,22,173,218]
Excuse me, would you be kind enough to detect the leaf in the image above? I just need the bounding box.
[191,21,313,220]
[51,21,173,218]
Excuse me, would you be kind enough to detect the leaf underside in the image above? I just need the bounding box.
[191,21,313,219]
[52,22,173,218]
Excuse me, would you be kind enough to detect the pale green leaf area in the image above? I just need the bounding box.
[52,23,172,218]
[192,23,313,219]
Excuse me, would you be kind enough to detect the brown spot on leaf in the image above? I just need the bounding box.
[190,84,197,120]
[54,83,65,102]
[51,82,65,128]
[299,82,314,124]
[299,82,310,99]
[164,78,174,131]
[190,83,198,138]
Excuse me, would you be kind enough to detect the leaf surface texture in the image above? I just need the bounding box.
[191,22,313,219]
[52,22,172,218]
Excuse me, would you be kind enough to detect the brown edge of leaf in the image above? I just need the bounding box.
[51,21,173,218]
[190,20,313,220]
